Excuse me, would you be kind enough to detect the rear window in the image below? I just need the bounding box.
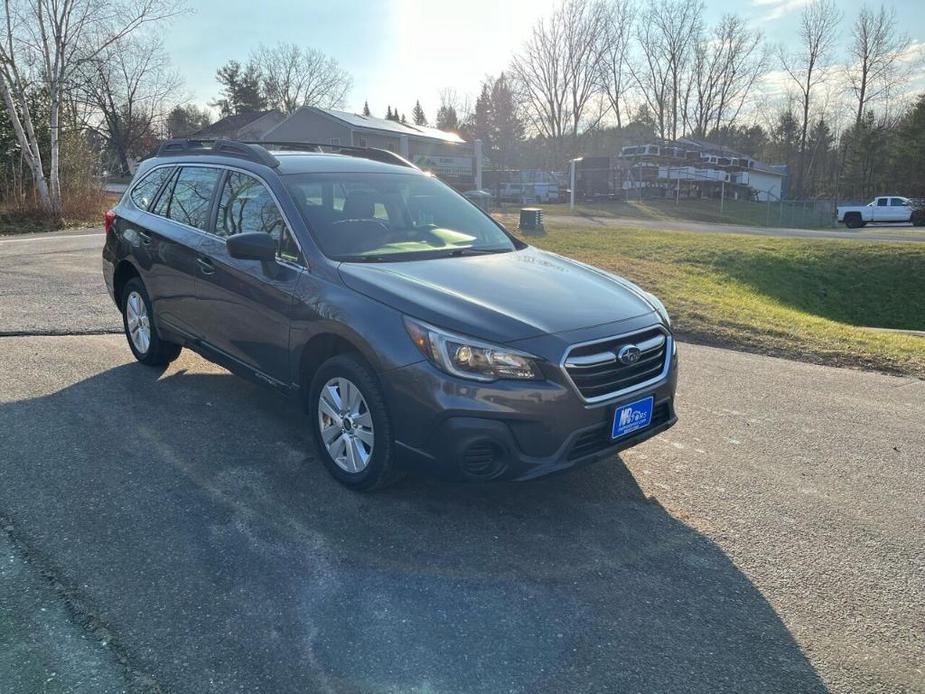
[154,167,221,231]
[130,167,173,210]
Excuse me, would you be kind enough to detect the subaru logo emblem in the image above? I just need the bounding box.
[618,345,641,365]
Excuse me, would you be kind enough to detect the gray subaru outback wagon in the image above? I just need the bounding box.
[102,140,677,490]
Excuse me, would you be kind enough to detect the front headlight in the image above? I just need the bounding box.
[644,292,671,327]
[404,317,541,381]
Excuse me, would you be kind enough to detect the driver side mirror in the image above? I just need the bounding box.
[226,231,280,278]
[226,232,277,261]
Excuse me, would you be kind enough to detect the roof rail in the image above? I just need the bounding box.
[245,140,418,170]
[155,139,280,168]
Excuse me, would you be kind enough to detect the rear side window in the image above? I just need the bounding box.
[890,198,907,206]
[216,171,300,262]
[156,167,221,230]
[130,167,173,210]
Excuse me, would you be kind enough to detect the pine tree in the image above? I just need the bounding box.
[362,101,371,116]
[401,113,407,124]
[893,95,925,197]
[412,100,427,126]
[385,105,393,120]
[489,73,524,170]
[436,105,459,131]
[212,60,266,117]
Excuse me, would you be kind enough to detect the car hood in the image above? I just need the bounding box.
[337,247,657,343]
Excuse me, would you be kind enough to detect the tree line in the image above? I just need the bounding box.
[0,0,354,219]
[493,0,923,200]
[2,0,924,221]
[379,0,923,201]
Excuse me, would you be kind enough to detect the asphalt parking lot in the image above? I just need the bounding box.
[1,230,923,693]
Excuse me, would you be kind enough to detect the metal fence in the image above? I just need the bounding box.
[492,196,841,230]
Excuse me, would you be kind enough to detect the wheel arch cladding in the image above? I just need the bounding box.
[299,332,375,385]
[113,260,141,307]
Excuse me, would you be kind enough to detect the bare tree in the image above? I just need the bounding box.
[0,0,184,216]
[438,88,472,123]
[561,0,609,137]
[79,35,182,175]
[510,0,608,159]
[597,0,635,128]
[510,5,568,143]
[251,43,352,114]
[685,14,767,137]
[629,0,703,141]
[847,5,912,129]
[778,0,842,196]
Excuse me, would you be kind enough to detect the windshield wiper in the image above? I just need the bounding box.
[444,247,512,257]
[338,254,394,263]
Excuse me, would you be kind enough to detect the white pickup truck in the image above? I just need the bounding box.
[836,196,924,228]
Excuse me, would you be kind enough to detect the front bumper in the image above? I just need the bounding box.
[381,349,678,482]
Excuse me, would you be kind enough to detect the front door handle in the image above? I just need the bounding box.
[197,256,215,275]
[137,230,152,245]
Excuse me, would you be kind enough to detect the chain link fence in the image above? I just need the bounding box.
[491,196,841,230]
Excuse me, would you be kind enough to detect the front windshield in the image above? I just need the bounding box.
[284,172,517,261]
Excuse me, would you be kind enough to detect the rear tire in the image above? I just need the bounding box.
[911,210,925,227]
[844,213,863,229]
[121,277,182,366]
[308,354,403,491]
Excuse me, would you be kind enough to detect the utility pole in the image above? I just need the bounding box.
[570,158,582,210]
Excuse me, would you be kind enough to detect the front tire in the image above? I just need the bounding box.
[308,354,402,491]
[121,277,181,366]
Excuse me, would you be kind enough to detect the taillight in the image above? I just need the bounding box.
[104,209,116,234]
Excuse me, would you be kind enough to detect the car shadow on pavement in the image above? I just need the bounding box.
[0,361,828,694]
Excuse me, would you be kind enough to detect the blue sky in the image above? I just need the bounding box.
[162,0,925,121]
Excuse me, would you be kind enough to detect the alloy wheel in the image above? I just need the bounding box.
[317,377,375,473]
[125,290,151,355]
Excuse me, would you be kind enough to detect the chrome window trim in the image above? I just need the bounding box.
[129,161,308,268]
[560,324,672,404]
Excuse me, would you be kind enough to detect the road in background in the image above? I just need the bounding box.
[531,212,925,242]
[0,229,116,335]
[0,229,923,693]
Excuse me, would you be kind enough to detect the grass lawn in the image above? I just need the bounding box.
[498,215,925,378]
[525,199,837,230]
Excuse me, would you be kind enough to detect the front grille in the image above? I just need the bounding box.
[567,402,672,460]
[563,327,670,401]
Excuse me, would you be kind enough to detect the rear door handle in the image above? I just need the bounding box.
[197,256,215,275]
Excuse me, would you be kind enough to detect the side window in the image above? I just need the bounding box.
[891,198,907,207]
[130,167,173,210]
[216,172,300,263]
[151,168,178,217]
[157,167,221,230]
[877,198,889,207]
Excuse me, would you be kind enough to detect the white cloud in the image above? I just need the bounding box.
[751,0,812,21]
